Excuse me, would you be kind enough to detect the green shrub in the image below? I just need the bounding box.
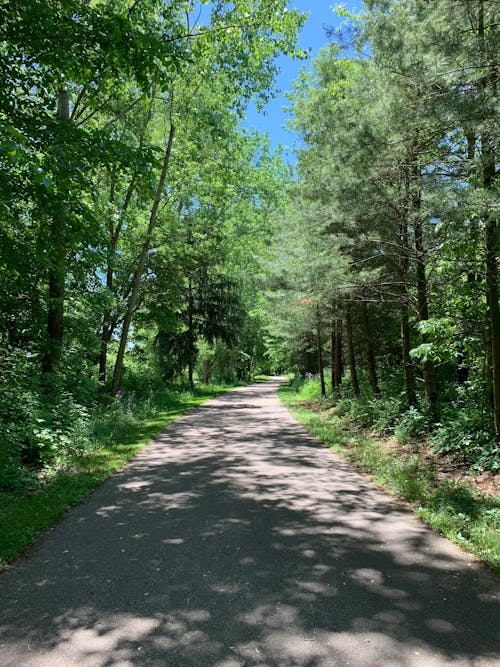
[394,406,429,444]
[432,412,498,472]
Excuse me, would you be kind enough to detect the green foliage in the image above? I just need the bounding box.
[0,0,304,496]
[394,406,429,444]
[432,416,499,473]
[286,373,498,473]
[267,0,500,458]
[419,481,500,574]
[279,382,500,575]
[0,382,232,570]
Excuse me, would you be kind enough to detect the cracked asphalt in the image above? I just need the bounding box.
[0,380,499,666]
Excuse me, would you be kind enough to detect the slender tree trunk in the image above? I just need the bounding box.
[345,304,360,398]
[330,318,336,393]
[399,213,416,407]
[187,277,195,390]
[479,0,500,440]
[401,295,416,407]
[99,89,155,386]
[457,134,477,385]
[334,318,343,389]
[408,141,436,416]
[316,306,326,397]
[111,123,175,395]
[414,209,437,417]
[361,302,380,395]
[99,175,137,386]
[98,264,113,386]
[484,198,500,440]
[42,89,70,387]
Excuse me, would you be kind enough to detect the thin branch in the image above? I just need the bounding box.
[76,94,114,127]
[103,95,144,131]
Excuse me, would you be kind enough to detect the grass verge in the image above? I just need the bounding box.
[0,384,231,571]
[279,383,500,576]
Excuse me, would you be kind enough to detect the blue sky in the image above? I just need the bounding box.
[245,1,361,155]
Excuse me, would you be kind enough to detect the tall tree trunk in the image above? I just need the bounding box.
[316,306,326,397]
[99,175,137,386]
[361,302,380,395]
[42,89,70,386]
[99,90,155,386]
[111,123,175,396]
[401,295,416,407]
[413,205,437,417]
[484,193,499,440]
[98,264,113,386]
[334,318,343,389]
[345,304,360,398]
[187,277,195,391]
[479,0,500,440]
[409,140,436,416]
[330,317,336,393]
[457,133,477,385]
[399,214,416,407]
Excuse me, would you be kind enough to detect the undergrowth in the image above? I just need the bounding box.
[279,379,500,575]
[0,383,231,571]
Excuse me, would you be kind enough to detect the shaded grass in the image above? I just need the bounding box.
[0,385,230,571]
[279,383,500,576]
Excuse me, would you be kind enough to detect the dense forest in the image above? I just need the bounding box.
[0,0,305,494]
[268,0,500,472]
[0,0,499,499]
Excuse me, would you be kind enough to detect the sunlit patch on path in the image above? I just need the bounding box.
[0,380,498,666]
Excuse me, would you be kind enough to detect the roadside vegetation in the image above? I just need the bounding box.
[0,380,232,571]
[280,377,500,575]
[1,1,498,575]
[0,1,304,567]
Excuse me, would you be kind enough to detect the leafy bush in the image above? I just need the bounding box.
[0,346,93,493]
[432,412,498,471]
[394,406,429,444]
[298,376,326,401]
[334,395,404,433]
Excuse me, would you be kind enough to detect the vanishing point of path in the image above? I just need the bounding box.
[0,381,499,667]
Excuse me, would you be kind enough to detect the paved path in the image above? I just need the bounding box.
[0,381,499,666]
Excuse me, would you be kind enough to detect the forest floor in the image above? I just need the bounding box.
[0,380,499,666]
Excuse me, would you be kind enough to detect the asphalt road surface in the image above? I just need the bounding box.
[0,380,499,666]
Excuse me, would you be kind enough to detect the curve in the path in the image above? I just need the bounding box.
[0,380,498,667]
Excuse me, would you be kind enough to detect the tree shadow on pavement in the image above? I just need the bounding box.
[0,382,499,666]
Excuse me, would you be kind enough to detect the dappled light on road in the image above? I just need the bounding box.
[0,381,499,666]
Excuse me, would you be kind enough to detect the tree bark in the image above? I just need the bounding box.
[330,318,336,393]
[399,213,416,407]
[42,89,70,386]
[479,0,500,440]
[316,306,326,397]
[484,189,500,440]
[401,295,416,407]
[99,175,137,386]
[361,302,380,395]
[187,276,195,390]
[413,200,437,417]
[345,304,360,397]
[457,133,477,385]
[334,318,343,389]
[111,123,175,396]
